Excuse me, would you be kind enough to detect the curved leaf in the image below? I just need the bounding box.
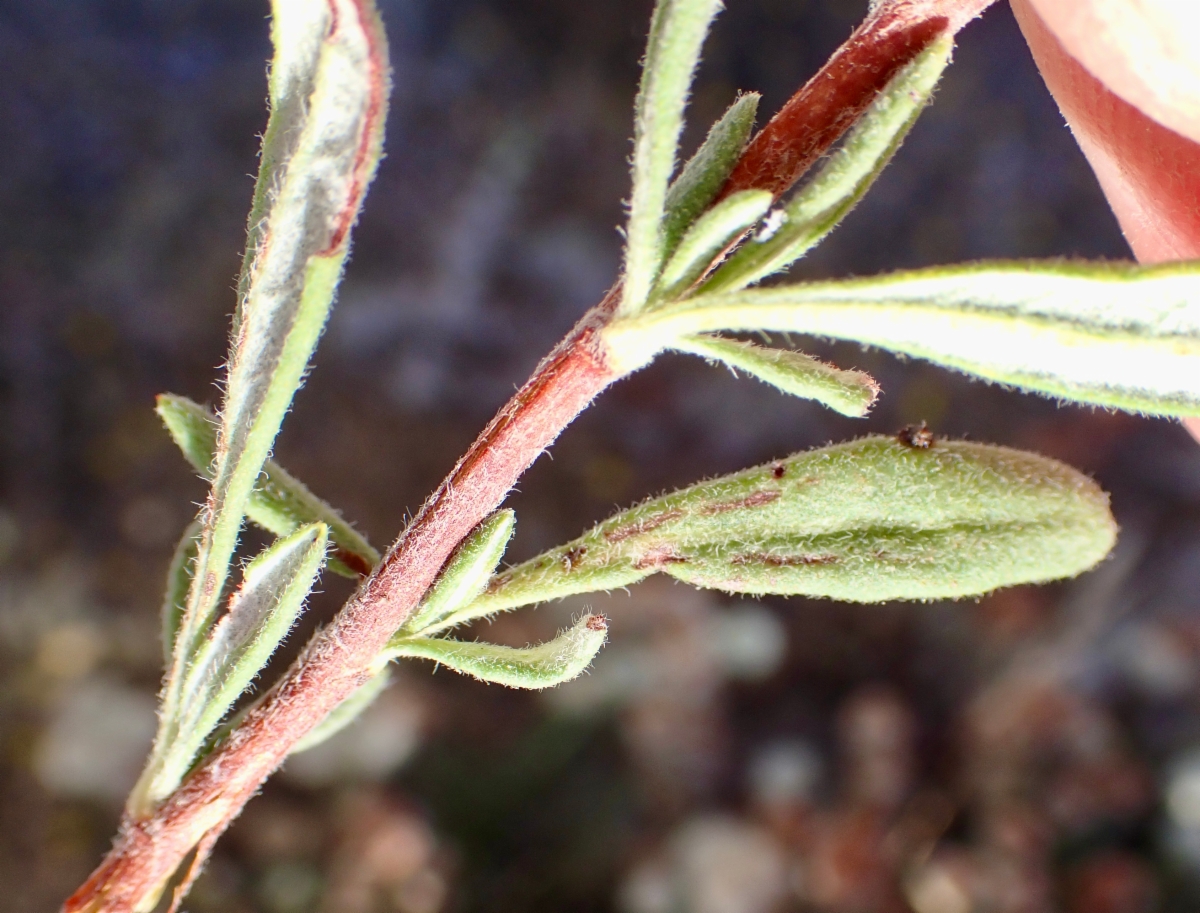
[387,614,609,690]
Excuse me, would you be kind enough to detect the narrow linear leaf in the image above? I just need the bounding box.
[157,394,379,577]
[670,334,879,417]
[703,36,952,294]
[403,510,515,635]
[628,260,1200,416]
[387,614,609,690]
[449,436,1115,617]
[143,524,329,803]
[623,0,725,315]
[290,667,391,754]
[661,92,760,260]
[161,521,202,668]
[150,0,390,812]
[655,190,773,297]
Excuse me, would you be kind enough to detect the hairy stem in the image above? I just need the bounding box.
[64,295,621,913]
[719,0,995,201]
[63,1,996,908]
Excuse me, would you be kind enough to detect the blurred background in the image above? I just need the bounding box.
[3,0,1200,910]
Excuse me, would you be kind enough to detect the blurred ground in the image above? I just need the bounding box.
[3,1,1200,911]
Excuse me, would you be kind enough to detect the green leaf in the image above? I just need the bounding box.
[449,436,1115,614]
[403,510,515,635]
[290,668,392,755]
[138,523,329,807]
[161,521,202,667]
[622,0,725,316]
[702,35,952,294]
[386,614,609,690]
[660,92,760,260]
[655,190,773,298]
[669,334,879,417]
[157,394,380,578]
[618,260,1200,416]
[144,0,390,817]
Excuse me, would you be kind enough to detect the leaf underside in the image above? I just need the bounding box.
[633,260,1200,416]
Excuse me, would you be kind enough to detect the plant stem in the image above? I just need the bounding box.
[719,0,995,201]
[63,1,997,908]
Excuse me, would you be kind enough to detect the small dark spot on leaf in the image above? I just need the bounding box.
[561,546,587,571]
[703,490,780,515]
[605,509,682,542]
[897,422,934,449]
[772,464,786,479]
[634,548,687,571]
[731,553,839,567]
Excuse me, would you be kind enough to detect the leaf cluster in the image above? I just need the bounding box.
[131,0,1194,839]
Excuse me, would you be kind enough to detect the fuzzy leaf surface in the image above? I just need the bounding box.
[144,0,389,815]
[452,436,1115,613]
[622,0,724,315]
[660,92,759,260]
[656,190,773,297]
[157,394,379,577]
[387,615,609,690]
[144,523,329,805]
[669,334,879,416]
[618,260,1200,416]
[703,36,952,294]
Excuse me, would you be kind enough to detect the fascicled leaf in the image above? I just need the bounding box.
[660,92,760,260]
[403,510,515,635]
[157,394,380,578]
[145,524,329,803]
[290,668,391,754]
[161,521,202,667]
[386,614,609,690]
[655,190,773,298]
[620,260,1200,416]
[702,36,952,294]
[145,0,390,815]
[669,334,879,417]
[622,0,725,316]
[448,436,1115,615]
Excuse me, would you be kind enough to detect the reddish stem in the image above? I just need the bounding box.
[719,0,995,202]
[63,1,996,909]
[63,293,621,913]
